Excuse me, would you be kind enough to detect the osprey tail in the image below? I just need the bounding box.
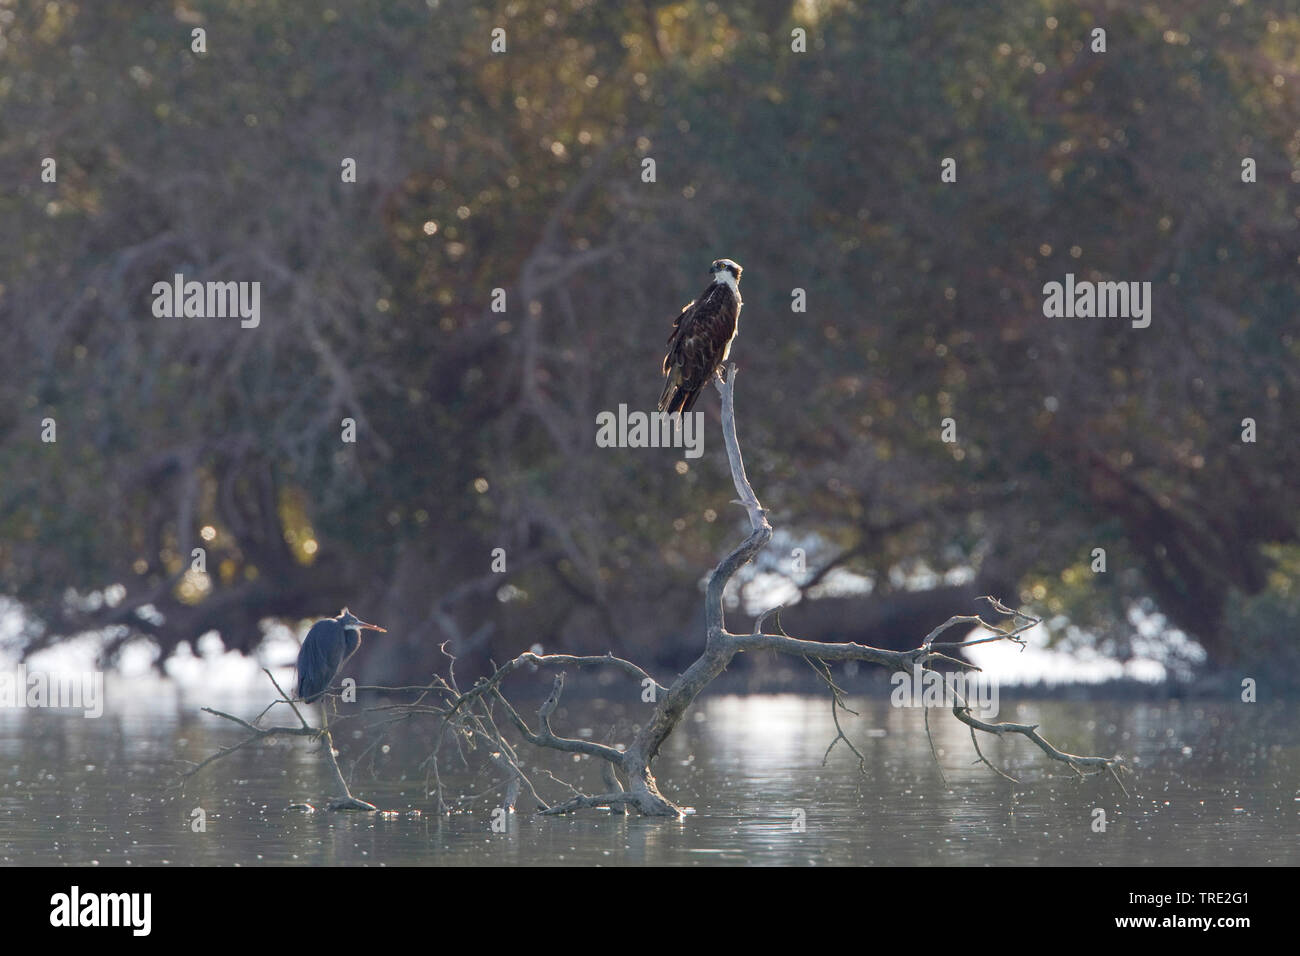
[658,373,700,416]
[657,372,676,413]
[673,386,703,415]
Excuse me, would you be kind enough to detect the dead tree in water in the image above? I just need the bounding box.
[184,366,1125,813]
[178,669,378,811]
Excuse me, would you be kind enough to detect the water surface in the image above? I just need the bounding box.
[0,691,1294,865]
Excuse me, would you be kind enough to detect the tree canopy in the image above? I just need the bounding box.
[1,0,1296,679]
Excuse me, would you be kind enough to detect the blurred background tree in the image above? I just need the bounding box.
[1,0,1296,683]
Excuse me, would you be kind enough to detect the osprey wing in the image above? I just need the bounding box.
[658,285,738,415]
[663,300,696,371]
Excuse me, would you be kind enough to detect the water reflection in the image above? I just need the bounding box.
[0,692,1294,865]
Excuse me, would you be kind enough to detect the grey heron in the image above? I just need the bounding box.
[295,607,387,703]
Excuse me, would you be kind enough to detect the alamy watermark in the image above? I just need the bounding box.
[0,666,103,718]
[151,273,261,328]
[1042,273,1151,328]
[890,664,999,718]
[49,886,150,936]
[595,405,704,459]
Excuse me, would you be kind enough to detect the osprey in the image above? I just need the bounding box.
[658,258,743,415]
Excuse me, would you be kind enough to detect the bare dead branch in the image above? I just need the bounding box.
[179,672,378,811]
[184,361,1126,816]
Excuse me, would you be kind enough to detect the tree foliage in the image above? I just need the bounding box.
[1,0,1296,675]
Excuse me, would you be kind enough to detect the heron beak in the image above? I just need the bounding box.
[357,619,387,632]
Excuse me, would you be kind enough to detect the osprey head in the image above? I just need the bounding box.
[709,258,743,282]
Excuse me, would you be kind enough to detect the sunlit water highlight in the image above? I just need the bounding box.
[0,691,1294,866]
